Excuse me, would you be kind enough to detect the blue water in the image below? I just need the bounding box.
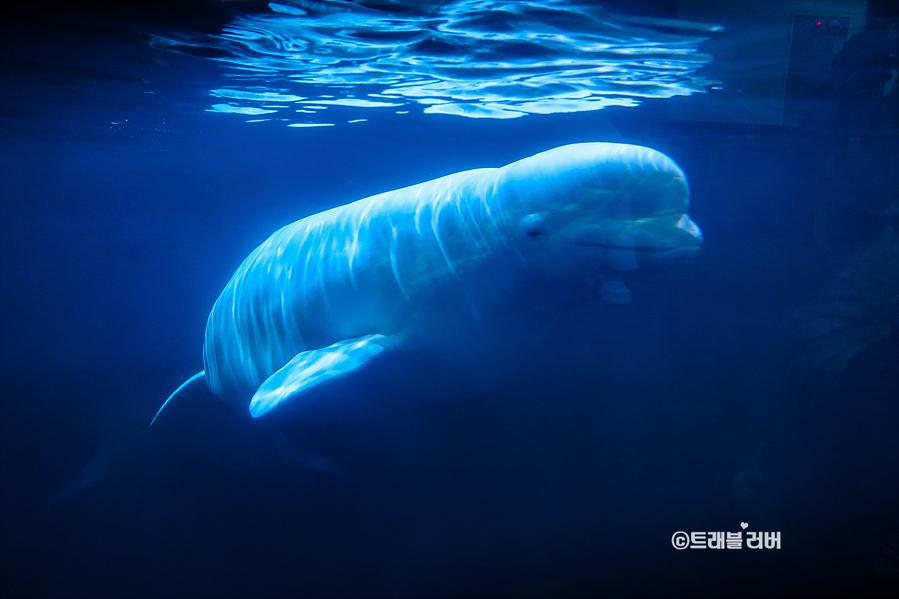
[2,2,897,598]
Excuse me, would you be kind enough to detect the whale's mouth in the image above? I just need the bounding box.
[568,213,703,258]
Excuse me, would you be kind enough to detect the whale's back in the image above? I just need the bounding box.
[202,166,512,409]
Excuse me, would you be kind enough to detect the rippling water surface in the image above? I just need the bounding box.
[151,0,721,124]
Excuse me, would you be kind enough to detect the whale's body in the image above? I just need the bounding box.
[156,143,702,423]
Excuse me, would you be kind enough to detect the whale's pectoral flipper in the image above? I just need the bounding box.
[249,334,394,418]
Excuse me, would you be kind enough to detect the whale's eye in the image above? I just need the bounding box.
[519,213,546,239]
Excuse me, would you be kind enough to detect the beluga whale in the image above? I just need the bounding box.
[152,143,702,425]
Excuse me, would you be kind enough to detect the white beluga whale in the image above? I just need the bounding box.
[153,142,702,425]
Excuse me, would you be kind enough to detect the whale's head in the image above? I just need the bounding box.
[497,142,702,283]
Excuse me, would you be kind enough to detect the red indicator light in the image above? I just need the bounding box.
[816,21,822,26]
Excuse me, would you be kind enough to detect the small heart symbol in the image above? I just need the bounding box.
[740,522,748,529]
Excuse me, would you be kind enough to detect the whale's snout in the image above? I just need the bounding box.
[570,212,702,258]
[664,214,703,259]
[676,214,703,246]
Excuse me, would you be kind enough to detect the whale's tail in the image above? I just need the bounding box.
[51,437,117,502]
[150,371,206,427]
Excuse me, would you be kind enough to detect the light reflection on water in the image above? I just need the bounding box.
[152,0,721,124]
